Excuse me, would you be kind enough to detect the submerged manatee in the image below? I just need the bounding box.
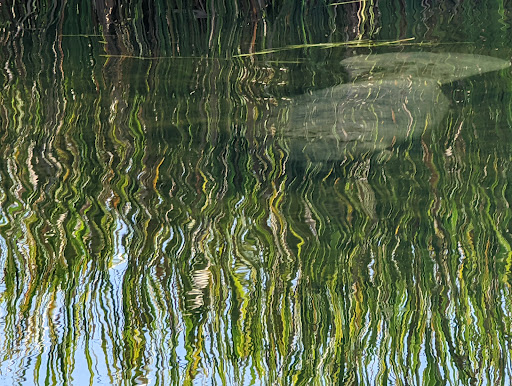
[341,52,510,83]
[283,52,510,162]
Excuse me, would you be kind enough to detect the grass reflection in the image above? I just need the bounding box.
[1,1,512,385]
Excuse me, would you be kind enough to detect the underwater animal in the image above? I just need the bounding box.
[282,52,510,162]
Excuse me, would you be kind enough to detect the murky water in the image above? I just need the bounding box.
[1,2,512,385]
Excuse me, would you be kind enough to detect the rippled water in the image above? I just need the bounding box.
[2,1,512,385]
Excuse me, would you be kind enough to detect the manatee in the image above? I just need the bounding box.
[281,52,510,162]
[341,52,510,84]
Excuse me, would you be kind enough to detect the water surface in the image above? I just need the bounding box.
[1,1,512,385]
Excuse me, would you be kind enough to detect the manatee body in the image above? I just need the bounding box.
[281,52,510,162]
[341,52,511,84]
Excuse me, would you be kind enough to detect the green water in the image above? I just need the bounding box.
[2,1,512,385]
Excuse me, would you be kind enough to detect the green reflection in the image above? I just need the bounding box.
[1,1,512,385]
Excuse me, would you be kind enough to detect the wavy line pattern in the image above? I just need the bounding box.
[1,1,512,385]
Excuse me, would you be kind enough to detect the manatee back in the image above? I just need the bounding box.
[283,78,447,162]
[341,52,510,84]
